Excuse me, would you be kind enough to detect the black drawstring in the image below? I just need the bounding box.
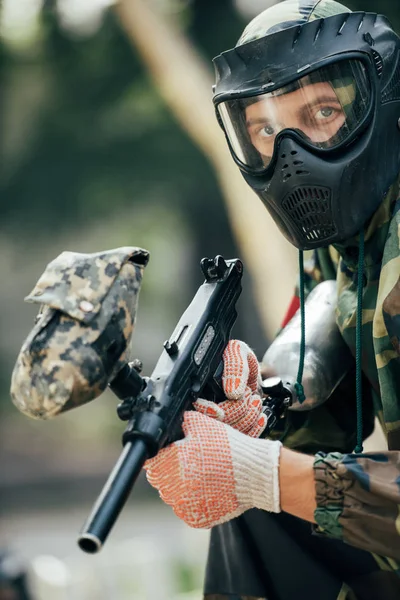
[354,229,365,454]
[294,251,306,404]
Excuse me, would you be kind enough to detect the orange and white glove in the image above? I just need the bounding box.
[194,339,268,437]
[144,411,282,529]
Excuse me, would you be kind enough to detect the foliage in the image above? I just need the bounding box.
[345,0,400,31]
[0,1,244,240]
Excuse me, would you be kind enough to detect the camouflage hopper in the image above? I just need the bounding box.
[10,247,149,419]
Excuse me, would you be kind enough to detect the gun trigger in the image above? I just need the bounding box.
[214,360,224,384]
[191,376,201,394]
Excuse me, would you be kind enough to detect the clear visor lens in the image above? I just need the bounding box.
[217,59,371,172]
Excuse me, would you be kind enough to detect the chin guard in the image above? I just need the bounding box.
[10,247,149,419]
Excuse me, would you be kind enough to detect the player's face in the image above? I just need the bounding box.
[245,81,346,163]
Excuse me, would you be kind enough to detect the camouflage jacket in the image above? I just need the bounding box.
[278,179,400,565]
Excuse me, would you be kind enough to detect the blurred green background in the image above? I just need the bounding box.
[0,0,399,598]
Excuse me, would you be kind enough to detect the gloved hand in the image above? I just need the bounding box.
[194,339,268,437]
[144,411,282,529]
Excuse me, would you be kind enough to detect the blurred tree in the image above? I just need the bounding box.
[346,0,400,31]
[115,0,297,339]
[0,0,272,416]
[0,1,248,292]
[0,0,297,349]
[187,0,245,59]
[1,7,210,229]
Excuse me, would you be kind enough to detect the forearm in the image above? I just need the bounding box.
[279,447,316,523]
[277,446,400,560]
[313,451,400,559]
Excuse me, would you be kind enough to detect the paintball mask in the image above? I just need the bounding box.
[213,0,400,249]
[10,247,149,419]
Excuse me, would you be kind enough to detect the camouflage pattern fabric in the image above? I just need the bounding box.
[308,178,400,563]
[10,247,149,419]
[237,0,351,45]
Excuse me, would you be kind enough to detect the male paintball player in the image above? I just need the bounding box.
[144,1,400,598]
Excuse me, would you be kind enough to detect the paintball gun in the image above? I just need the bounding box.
[11,248,292,554]
[78,255,245,553]
[78,255,292,554]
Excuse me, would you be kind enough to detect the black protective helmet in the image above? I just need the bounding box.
[213,0,400,249]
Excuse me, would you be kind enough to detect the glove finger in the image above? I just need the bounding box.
[144,445,176,487]
[195,395,265,437]
[193,398,225,420]
[231,394,264,434]
[144,443,172,471]
[182,410,221,438]
[144,437,188,478]
[218,394,250,427]
[222,340,261,399]
[222,340,250,400]
[145,444,187,505]
[246,349,262,395]
[238,396,269,437]
[247,412,268,438]
[159,479,188,507]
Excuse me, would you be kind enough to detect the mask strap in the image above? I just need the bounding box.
[294,250,306,404]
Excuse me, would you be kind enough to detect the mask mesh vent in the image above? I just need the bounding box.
[371,50,383,78]
[382,51,400,103]
[282,186,337,243]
